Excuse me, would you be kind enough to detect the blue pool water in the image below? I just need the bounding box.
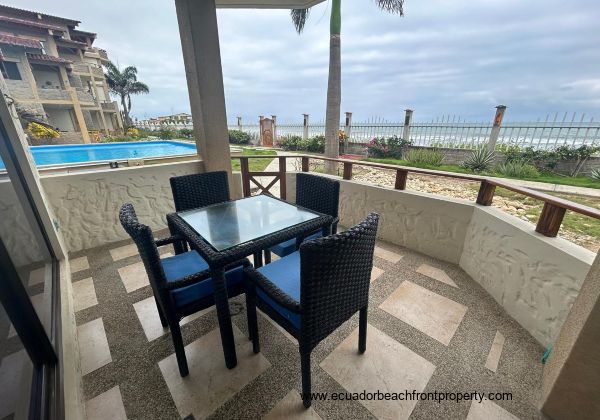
[0,141,197,169]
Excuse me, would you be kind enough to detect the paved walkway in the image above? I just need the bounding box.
[70,235,544,420]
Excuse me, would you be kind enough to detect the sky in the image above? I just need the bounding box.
[10,0,600,123]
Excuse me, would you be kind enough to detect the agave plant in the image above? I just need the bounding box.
[591,168,600,181]
[462,147,496,172]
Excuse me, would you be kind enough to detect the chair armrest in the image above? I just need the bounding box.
[244,266,301,313]
[155,234,185,248]
[161,258,251,291]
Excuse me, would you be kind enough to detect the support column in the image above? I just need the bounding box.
[271,115,277,144]
[237,116,242,131]
[69,89,91,143]
[344,111,352,152]
[175,0,232,179]
[487,105,506,151]
[303,113,309,140]
[402,109,413,142]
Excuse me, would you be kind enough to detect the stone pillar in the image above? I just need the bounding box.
[271,115,277,144]
[237,116,242,131]
[259,115,264,144]
[541,250,600,420]
[175,0,232,179]
[344,111,352,152]
[303,113,309,140]
[402,109,413,142]
[487,105,506,151]
[68,89,91,143]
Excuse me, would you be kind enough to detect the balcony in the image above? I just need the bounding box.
[37,87,72,101]
[100,101,117,112]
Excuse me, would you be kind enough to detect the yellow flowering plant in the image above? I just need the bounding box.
[27,122,59,140]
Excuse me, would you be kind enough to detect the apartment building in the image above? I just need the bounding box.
[0,4,123,143]
[135,112,192,131]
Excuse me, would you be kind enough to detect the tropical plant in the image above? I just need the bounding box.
[178,128,194,139]
[462,147,496,172]
[156,127,176,140]
[496,161,540,178]
[126,127,140,138]
[366,136,411,158]
[291,1,404,173]
[278,135,306,151]
[305,135,325,153]
[27,122,59,140]
[404,148,445,167]
[228,129,251,145]
[590,169,600,181]
[104,61,149,126]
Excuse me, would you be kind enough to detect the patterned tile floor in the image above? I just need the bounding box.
[70,234,546,420]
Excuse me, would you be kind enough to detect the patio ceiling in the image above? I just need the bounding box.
[216,0,325,8]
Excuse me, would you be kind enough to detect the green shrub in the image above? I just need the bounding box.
[228,129,251,144]
[278,135,305,151]
[591,169,600,181]
[99,136,137,143]
[404,148,445,166]
[156,127,176,139]
[178,128,194,139]
[496,161,540,178]
[462,147,495,172]
[305,135,325,153]
[366,136,411,158]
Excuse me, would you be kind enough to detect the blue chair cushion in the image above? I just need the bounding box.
[269,231,322,257]
[255,251,301,329]
[161,251,244,308]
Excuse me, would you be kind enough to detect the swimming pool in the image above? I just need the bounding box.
[0,140,197,169]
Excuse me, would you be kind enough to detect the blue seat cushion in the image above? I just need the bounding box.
[161,251,244,308]
[256,251,301,329]
[269,231,322,257]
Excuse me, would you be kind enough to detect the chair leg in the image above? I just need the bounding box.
[301,351,312,408]
[170,321,189,377]
[264,250,272,264]
[155,297,168,328]
[245,284,260,353]
[359,306,368,354]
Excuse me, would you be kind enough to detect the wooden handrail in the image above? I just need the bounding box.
[235,154,600,237]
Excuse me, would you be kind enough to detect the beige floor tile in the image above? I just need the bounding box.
[0,350,27,419]
[466,399,519,420]
[70,256,90,273]
[158,324,270,419]
[371,266,384,283]
[484,331,506,372]
[374,246,402,263]
[379,281,467,346]
[118,254,173,293]
[258,309,297,345]
[85,386,127,420]
[416,264,458,288]
[28,267,46,286]
[263,389,322,420]
[73,278,98,312]
[133,296,213,342]
[320,326,436,420]
[78,318,112,375]
[110,243,139,261]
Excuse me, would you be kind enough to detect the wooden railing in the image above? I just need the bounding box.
[236,155,600,238]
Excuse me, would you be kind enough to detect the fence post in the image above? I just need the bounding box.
[487,105,507,150]
[402,109,413,142]
[259,115,264,145]
[237,116,242,131]
[344,111,352,153]
[272,115,277,144]
[303,113,309,140]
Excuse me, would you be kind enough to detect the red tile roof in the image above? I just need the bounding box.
[0,34,42,49]
[0,5,79,24]
[55,37,87,47]
[26,53,72,64]
[0,15,64,31]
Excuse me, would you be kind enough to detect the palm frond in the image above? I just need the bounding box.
[291,8,310,34]
[128,81,150,94]
[375,0,404,15]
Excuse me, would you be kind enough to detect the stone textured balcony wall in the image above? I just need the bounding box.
[6,79,35,100]
[38,88,72,101]
[76,90,95,103]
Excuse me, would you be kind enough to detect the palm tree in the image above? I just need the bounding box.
[104,61,149,127]
[292,1,404,173]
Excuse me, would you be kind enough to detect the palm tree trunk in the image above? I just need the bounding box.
[120,94,130,127]
[324,0,341,174]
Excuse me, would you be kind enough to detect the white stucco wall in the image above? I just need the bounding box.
[286,172,595,346]
[40,160,204,252]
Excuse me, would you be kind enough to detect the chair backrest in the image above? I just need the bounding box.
[118,203,166,292]
[296,173,339,219]
[170,171,230,212]
[299,212,379,351]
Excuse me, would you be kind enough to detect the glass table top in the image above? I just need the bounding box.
[177,195,322,251]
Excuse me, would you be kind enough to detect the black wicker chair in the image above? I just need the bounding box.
[266,173,340,261]
[245,213,379,407]
[170,171,230,212]
[119,203,249,377]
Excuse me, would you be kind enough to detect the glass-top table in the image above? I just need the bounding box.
[178,195,321,251]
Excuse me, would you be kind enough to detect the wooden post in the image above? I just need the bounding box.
[343,161,353,180]
[395,169,408,190]
[301,156,309,172]
[536,203,566,237]
[487,105,507,151]
[303,113,309,140]
[278,156,287,199]
[476,180,496,206]
[240,157,251,197]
